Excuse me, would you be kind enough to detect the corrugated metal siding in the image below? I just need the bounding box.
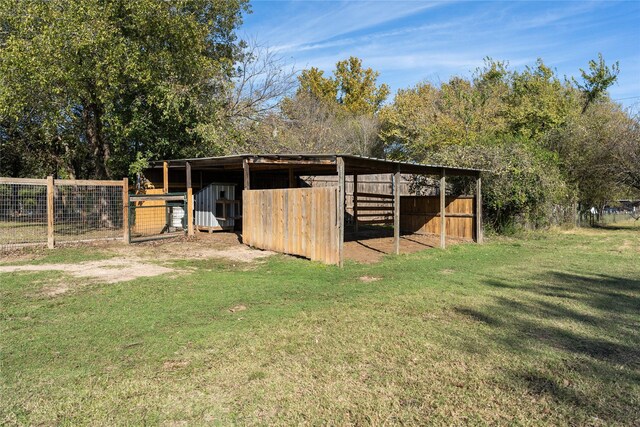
[194,183,237,229]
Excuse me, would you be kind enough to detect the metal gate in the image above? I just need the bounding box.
[128,193,187,242]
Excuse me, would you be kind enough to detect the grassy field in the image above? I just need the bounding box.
[1,223,639,425]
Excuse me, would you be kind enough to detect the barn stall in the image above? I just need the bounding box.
[140,154,484,266]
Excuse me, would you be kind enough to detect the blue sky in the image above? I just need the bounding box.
[241,0,640,110]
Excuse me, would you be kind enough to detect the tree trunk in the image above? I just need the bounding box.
[83,101,111,179]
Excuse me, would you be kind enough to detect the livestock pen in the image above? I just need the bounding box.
[140,154,484,266]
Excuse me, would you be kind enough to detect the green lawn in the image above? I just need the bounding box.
[2,224,639,425]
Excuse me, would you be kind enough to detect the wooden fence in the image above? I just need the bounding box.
[400,196,475,240]
[242,187,340,265]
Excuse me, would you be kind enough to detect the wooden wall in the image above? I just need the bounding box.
[242,187,339,265]
[131,188,166,235]
[400,196,475,240]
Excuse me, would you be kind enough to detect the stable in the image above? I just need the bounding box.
[141,154,484,266]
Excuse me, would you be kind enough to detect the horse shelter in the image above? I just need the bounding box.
[138,154,484,266]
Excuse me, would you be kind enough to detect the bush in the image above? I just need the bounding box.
[422,138,574,232]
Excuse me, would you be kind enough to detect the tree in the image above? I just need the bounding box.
[334,57,389,115]
[573,53,619,114]
[0,0,249,178]
[296,68,338,106]
[506,60,575,140]
[296,57,389,115]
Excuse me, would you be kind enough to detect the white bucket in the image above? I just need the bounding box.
[171,206,185,228]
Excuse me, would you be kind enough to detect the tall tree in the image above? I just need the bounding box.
[573,53,619,114]
[295,57,389,115]
[0,0,249,178]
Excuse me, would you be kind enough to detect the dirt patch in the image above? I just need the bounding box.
[42,281,71,297]
[344,230,463,263]
[108,233,273,263]
[0,248,48,265]
[229,304,247,313]
[617,240,638,252]
[162,360,190,371]
[440,269,456,275]
[0,258,175,284]
[359,276,382,283]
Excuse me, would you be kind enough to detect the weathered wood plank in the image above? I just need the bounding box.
[0,177,47,185]
[337,157,345,267]
[163,161,169,193]
[355,192,394,199]
[476,176,483,244]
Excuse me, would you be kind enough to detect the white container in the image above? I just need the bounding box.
[171,206,185,228]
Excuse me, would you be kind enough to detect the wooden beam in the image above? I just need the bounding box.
[186,162,194,236]
[0,177,46,185]
[243,158,251,190]
[47,176,54,249]
[248,157,335,166]
[476,175,483,244]
[337,157,345,267]
[54,179,123,186]
[393,169,401,255]
[288,168,297,188]
[440,169,446,249]
[354,192,394,199]
[162,161,169,193]
[353,174,358,233]
[123,178,130,244]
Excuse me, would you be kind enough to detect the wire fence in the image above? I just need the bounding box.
[54,184,124,243]
[0,180,48,248]
[129,193,187,242]
[0,177,126,251]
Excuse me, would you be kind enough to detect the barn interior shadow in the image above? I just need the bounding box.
[453,272,640,423]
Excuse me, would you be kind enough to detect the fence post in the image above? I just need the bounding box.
[47,176,55,249]
[440,169,446,249]
[123,178,130,244]
[393,168,401,255]
[186,161,194,236]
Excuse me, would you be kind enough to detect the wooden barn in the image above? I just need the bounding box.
[140,154,484,266]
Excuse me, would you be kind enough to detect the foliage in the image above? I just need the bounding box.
[242,57,388,156]
[427,138,573,231]
[572,53,620,113]
[0,0,249,179]
[295,56,390,115]
[380,56,633,229]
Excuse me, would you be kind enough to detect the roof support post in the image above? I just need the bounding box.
[243,158,251,190]
[186,161,194,236]
[440,169,446,249]
[475,174,483,244]
[288,167,297,188]
[393,168,401,255]
[162,161,169,193]
[353,174,358,233]
[337,157,345,267]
